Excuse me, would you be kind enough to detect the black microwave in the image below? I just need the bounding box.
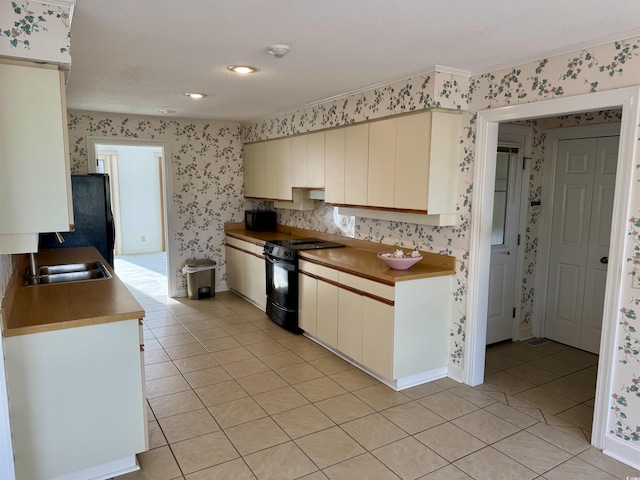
[245,210,277,231]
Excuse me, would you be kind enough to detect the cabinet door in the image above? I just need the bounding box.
[426,110,461,214]
[316,279,338,348]
[225,246,246,295]
[245,253,266,309]
[299,273,317,335]
[362,298,394,379]
[367,118,396,208]
[395,112,430,211]
[344,124,369,206]
[275,138,293,200]
[0,64,72,238]
[337,288,363,362]
[324,128,346,204]
[307,132,325,189]
[254,143,267,198]
[264,140,280,200]
[244,142,266,199]
[291,135,308,188]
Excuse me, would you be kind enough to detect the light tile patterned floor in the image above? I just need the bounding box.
[113,253,639,480]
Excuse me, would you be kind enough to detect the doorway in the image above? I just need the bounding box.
[466,86,640,453]
[486,125,530,345]
[87,137,176,297]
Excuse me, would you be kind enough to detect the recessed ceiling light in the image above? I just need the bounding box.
[227,65,257,74]
[185,92,207,99]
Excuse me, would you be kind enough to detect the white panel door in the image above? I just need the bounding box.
[580,136,618,352]
[545,136,618,353]
[487,150,523,344]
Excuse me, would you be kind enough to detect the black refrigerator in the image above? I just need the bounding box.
[39,174,116,267]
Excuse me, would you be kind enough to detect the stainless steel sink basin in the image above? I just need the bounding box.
[25,261,112,286]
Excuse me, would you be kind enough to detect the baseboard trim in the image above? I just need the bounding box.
[603,435,640,471]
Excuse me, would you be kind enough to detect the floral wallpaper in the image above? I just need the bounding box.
[243,35,640,450]
[66,112,248,292]
[0,0,72,65]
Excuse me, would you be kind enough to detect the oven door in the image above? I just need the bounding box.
[264,252,298,311]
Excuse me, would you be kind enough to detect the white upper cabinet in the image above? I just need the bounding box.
[367,118,397,209]
[242,109,461,216]
[263,138,292,201]
[344,123,369,206]
[243,142,265,198]
[324,128,346,204]
[291,131,325,189]
[0,62,73,253]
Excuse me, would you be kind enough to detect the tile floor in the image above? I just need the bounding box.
[112,253,640,480]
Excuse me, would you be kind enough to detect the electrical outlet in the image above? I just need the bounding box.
[632,271,640,289]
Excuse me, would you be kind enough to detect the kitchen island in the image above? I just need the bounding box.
[225,223,456,390]
[1,247,147,480]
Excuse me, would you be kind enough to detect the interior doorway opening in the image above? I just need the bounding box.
[87,137,175,297]
[467,87,640,455]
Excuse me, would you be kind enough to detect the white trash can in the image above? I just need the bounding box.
[182,259,216,300]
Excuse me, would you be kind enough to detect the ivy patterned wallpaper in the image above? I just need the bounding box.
[0,0,72,65]
[243,36,640,448]
[66,112,250,292]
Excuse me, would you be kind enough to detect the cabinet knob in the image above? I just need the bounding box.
[600,256,609,264]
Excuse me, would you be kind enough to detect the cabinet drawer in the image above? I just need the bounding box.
[299,259,317,275]
[338,271,394,301]
[316,264,339,282]
[226,236,263,255]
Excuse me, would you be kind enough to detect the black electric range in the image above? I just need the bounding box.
[263,238,345,333]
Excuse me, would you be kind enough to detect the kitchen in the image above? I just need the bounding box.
[2,0,640,479]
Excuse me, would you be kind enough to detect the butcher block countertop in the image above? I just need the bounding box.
[2,247,144,337]
[225,223,456,284]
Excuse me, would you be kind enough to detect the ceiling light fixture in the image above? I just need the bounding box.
[227,65,257,74]
[185,92,207,99]
[267,44,290,58]
[159,109,176,114]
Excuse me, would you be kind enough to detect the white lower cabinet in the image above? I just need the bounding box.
[337,289,363,363]
[362,297,394,380]
[299,272,317,335]
[299,258,452,389]
[225,236,266,309]
[4,319,147,480]
[245,253,266,310]
[225,244,246,294]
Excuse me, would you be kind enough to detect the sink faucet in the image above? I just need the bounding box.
[28,233,65,283]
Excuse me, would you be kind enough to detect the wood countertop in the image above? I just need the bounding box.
[2,247,144,337]
[225,223,455,284]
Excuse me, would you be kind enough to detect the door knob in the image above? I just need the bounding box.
[600,256,609,264]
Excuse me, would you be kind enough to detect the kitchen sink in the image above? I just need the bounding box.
[25,261,112,286]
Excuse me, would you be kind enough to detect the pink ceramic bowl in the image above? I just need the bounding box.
[377,252,423,270]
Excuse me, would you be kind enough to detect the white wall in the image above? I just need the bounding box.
[99,145,164,255]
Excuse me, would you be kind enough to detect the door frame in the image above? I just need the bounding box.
[493,124,532,342]
[466,86,640,453]
[533,123,621,339]
[86,136,177,297]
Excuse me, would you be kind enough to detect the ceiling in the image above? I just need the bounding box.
[65,0,640,123]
